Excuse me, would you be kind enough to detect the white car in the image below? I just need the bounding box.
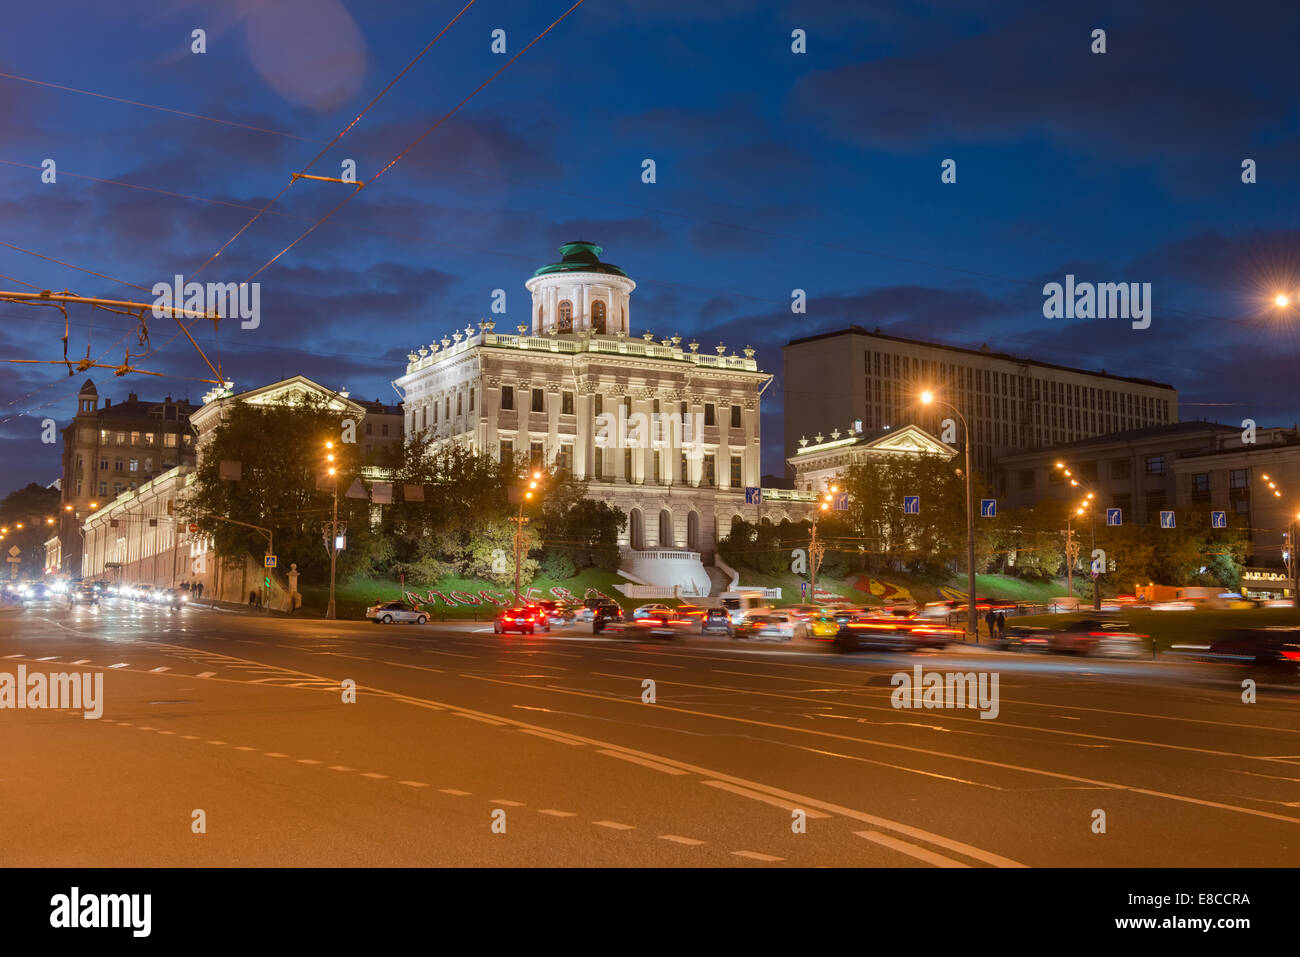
[366,600,428,624]
[632,603,672,619]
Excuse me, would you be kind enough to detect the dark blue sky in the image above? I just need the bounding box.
[3,0,1300,495]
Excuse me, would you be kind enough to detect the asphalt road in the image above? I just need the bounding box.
[2,598,1298,867]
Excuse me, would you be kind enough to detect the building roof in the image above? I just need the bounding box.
[96,393,198,419]
[997,420,1239,462]
[532,241,629,279]
[357,398,403,416]
[79,378,97,395]
[784,325,1176,391]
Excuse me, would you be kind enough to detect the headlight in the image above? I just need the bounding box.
[180,594,187,602]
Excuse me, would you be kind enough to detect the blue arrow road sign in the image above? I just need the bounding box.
[800,581,808,596]
[745,486,762,505]
[980,499,996,518]
[1106,508,1122,526]
[903,495,920,514]
[833,491,849,511]
[1160,510,1176,529]
[1211,510,1227,529]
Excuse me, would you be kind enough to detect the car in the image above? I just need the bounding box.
[521,603,552,632]
[834,615,960,652]
[67,583,99,605]
[1207,629,1300,668]
[734,613,797,641]
[805,615,840,639]
[673,604,707,624]
[700,607,732,635]
[366,600,427,625]
[156,588,188,610]
[1046,619,1148,657]
[632,602,672,619]
[591,602,625,634]
[495,607,539,634]
[626,611,692,639]
[531,600,574,626]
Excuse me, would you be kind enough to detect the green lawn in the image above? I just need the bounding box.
[300,568,635,621]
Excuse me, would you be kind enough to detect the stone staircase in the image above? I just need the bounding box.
[705,564,733,597]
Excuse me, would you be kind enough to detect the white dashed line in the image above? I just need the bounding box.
[328,766,355,772]
[593,820,635,830]
[180,735,199,740]
[109,663,128,669]
[234,746,257,751]
[702,780,831,818]
[598,749,689,775]
[360,772,389,779]
[264,752,287,758]
[156,730,175,735]
[660,835,706,846]
[490,799,525,806]
[732,850,783,862]
[453,713,507,726]
[71,660,91,665]
[149,666,170,673]
[196,671,216,678]
[855,830,971,868]
[206,740,226,745]
[35,656,58,661]
[399,781,430,788]
[539,809,576,817]
[518,728,585,746]
[296,759,322,765]
[439,788,471,796]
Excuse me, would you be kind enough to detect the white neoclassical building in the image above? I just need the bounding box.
[394,241,775,593]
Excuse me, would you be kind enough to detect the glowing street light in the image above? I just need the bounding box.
[919,390,978,639]
[1276,294,1290,308]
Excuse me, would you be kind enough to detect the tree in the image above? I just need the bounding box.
[0,483,60,579]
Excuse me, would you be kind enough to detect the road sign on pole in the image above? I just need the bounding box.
[1211,510,1227,529]
[903,495,920,515]
[264,555,277,568]
[1106,508,1122,526]
[745,487,762,505]
[1160,510,1176,529]
[800,581,808,597]
[980,499,996,518]
[832,491,849,511]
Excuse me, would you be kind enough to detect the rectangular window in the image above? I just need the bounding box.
[98,481,106,496]
[469,388,475,412]
[730,455,742,488]
[655,451,664,485]
[1230,468,1249,489]
[562,391,574,415]
[99,430,108,444]
[730,404,742,428]
[433,403,438,425]
[381,423,389,437]
[114,457,123,472]
[594,394,603,417]
[703,454,716,488]
[531,389,544,413]
[624,448,633,482]
[131,431,140,445]
[365,422,373,435]
[1192,473,1210,493]
[165,433,177,447]
[501,386,514,411]
[530,441,543,465]
[557,445,572,475]
[680,452,689,485]
[116,432,126,445]
[456,393,462,416]
[444,398,450,419]
[143,458,152,472]
[594,447,604,481]
[144,433,155,446]
[704,404,716,427]
[100,457,108,471]
[129,458,138,472]
[499,439,513,465]
[1145,455,1165,476]
[113,482,123,496]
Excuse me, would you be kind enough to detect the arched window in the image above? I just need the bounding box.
[658,509,673,547]
[630,508,644,550]
[686,511,699,551]
[558,300,573,331]
[592,300,607,334]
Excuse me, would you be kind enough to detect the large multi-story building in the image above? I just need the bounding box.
[355,398,404,462]
[394,241,772,591]
[53,380,199,576]
[783,327,1179,477]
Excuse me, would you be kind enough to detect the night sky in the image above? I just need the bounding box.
[3,0,1300,496]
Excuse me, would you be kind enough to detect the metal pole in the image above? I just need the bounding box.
[1065,515,1073,601]
[513,501,523,604]
[809,515,817,605]
[1293,520,1299,606]
[326,479,338,619]
[1091,508,1100,611]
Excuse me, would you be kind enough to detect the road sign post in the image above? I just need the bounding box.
[980,499,996,518]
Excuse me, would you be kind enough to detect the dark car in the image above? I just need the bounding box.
[625,611,691,639]
[834,616,959,652]
[591,602,625,634]
[1207,629,1300,668]
[1046,618,1147,658]
[531,600,572,627]
[701,607,732,635]
[495,606,540,635]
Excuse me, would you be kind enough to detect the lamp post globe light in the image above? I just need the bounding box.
[511,470,544,605]
[324,440,340,621]
[808,486,836,605]
[919,390,977,641]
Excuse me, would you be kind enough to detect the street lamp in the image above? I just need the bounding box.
[324,440,341,620]
[1055,461,1101,611]
[920,390,978,641]
[511,469,544,604]
[1262,474,1300,602]
[808,486,836,604]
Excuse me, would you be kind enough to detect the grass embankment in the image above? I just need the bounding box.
[300,568,634,621]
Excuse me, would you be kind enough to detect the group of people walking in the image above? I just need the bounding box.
[178,580,204,600]
[984,608,1008,639]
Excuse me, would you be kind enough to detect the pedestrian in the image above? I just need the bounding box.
[984,609,996,640]
[997,610,1007,639]
[248,590,256,608]
[255,590,263,611]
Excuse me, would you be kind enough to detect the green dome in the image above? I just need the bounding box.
[532,241,629,278]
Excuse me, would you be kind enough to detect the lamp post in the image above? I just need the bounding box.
[1055,461,1101,611]
[511,470,543,604]
[325,440,340,620]
[920,391,977,642]
[808,486,836,604]
[1261,473,1299,603]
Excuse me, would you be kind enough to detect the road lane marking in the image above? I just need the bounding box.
[328,766,355,772]
[264,752,287,757]
[491,799,525,806]
[660,835,706,846]
[702,780,831,817]
[439,788,471,795]
[539,809,576,817]
[399,781,429,788]
[732,850,783,862]
[180,735,199,740]
[71,660,90,665]
[149,667,170,673]
[856,830,971,868]
[297,759,322,765]
[234,746,257,751]
[34,656,58,661]
[518,728,585,746]
[361,772,389,779]
[109,663,128,669]
[379,661,445,673]
[454,713,506,726]
[156,730,175,735]
[206,740,225,745]
[598,749,689,775]
[593,820,635,830]
[196,671,216,678]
